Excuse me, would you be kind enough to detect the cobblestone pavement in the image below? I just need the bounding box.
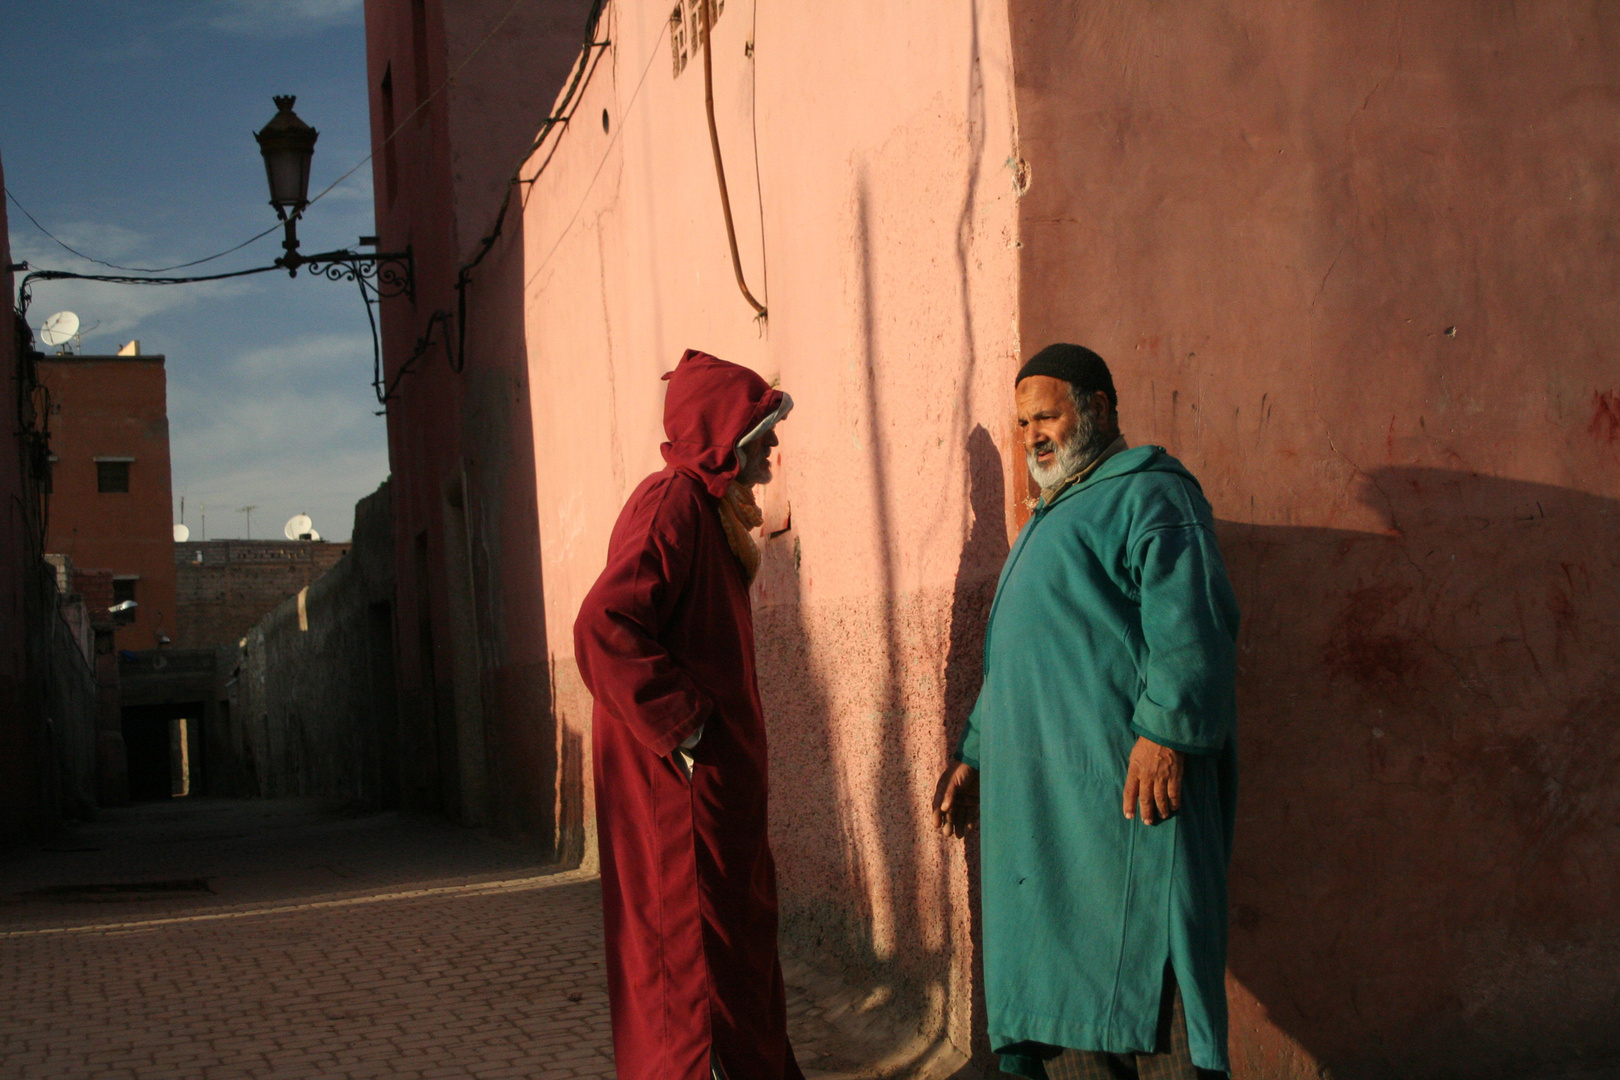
[0,799,958,1080]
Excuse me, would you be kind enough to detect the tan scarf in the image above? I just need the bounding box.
[717,481,764,583]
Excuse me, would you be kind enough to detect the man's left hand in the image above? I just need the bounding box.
[1123,736,1183,825]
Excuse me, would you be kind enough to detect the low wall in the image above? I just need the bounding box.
[175,540,352,650]
[231,482,400,805]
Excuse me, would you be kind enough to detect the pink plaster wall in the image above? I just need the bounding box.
[367,0,1620,1074]
[517,0,1025,1060]
[1010,3,1620,1076]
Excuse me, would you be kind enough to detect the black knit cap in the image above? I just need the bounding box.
[1016,343,1117,409]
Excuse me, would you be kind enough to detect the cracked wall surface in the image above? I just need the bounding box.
[1010,3,1620,1076]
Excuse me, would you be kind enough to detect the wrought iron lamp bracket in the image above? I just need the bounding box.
[277,246,414,301]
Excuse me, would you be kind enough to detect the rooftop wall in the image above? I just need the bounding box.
[174,539,352,649]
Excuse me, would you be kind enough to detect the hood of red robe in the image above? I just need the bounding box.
[661,349,785,498]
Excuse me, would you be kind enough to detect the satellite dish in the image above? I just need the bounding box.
[284,513,314,540]
[173,524,191,542]
[39,311,80,350]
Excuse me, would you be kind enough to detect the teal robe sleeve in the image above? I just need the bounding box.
[1127,522,1239,755]
[955,693,985,770]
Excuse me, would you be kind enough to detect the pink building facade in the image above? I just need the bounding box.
[365,2,1620,1076]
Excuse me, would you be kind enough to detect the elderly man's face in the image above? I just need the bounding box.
[1017,376,1081,475]
[1018,375,1112,488]
[737,428,780,487]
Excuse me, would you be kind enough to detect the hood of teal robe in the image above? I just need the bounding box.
[958,444,1240,1076]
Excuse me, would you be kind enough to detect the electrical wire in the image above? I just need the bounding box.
[5,187,283,274]
[3,0,537,280]
[390,0,610,396]
[16,264,283,318]
[12,0,616,407]
[450,0,612,373]
[524,10,666,292]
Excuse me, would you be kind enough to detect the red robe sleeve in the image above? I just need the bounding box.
[574,479,713,759]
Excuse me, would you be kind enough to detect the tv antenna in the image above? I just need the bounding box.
[38,311,80,354]
[238,505,259,539]
[284,513,320,541]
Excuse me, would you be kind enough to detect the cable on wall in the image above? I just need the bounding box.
[700,0,766,319]
[389,0,611,396]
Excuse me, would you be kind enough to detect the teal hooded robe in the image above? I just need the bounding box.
[957,444,1239,1077]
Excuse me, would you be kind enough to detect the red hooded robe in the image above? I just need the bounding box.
[574,350,803,1080]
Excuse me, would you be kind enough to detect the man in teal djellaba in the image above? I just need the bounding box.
[933,344,1239,1080]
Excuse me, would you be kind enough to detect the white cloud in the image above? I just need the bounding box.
[206,0,363,37]
[168,332,389,542]
[11,233,259,350]
[17,218,151,262]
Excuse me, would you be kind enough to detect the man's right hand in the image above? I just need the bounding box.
[933,762,980,838]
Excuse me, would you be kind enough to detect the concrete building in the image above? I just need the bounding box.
[174,539,351,649]
[355,2,1620,1076]
[37,352,179,651]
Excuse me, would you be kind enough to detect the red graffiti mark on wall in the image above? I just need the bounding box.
[1589,390,1620,443]
[1324,583,1423,686]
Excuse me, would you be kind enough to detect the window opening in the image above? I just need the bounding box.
[670,0,724,78]
[112,578,138,606]
[381,64,398,205]
[97,460,131,493]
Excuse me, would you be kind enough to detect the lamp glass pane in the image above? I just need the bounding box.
[265,151,311,207]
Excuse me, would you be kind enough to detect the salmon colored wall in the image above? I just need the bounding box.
[365,0,597,839]
[38,357,179,652]
[1010,3,1620,1077]
[364,0,1617,1073]
[517,0,1023,1060]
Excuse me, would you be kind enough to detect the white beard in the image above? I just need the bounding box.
[1026,407,1108,489]
[1027,434,1087,489]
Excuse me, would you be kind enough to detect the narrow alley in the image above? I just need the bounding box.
[0,799,947,1080]
[6,4,1620,1078]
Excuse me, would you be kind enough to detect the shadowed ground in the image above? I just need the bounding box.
[0,798,959,1080]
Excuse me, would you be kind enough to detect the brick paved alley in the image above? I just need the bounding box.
[0,799,959,1080]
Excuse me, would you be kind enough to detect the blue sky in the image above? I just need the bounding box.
[2,0,385,541]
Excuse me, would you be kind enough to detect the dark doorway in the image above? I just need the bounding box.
[121,703,205,801]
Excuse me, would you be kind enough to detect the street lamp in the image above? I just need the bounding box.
[253,95,318,262]
[252,96,413,299]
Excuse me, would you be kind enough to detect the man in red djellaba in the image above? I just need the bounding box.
[574,349,801,1080]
